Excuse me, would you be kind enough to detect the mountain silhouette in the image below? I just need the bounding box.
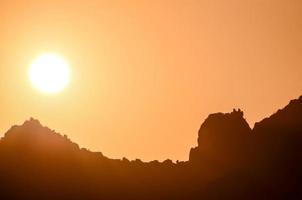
[0,96,302,199]
[190,109,251,169]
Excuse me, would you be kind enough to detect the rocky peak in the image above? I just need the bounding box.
[190,109,252,165]
[197,109,251,147]
[1,118,79,152]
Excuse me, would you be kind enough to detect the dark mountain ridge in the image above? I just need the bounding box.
[0,95,302,199]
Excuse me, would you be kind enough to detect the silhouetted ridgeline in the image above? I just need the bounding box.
[1,96,302,199]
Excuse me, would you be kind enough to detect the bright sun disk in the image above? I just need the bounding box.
[29,53,70,94]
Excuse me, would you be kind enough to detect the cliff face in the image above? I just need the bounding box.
[190,96,302,164]
[189,109,252,169]
[189,96,302,191]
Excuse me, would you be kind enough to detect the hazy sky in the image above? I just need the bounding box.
[0,0,301,161]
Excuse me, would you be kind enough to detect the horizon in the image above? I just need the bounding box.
[2,94,301,162]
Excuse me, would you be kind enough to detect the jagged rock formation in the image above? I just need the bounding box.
[189,109,252,169]
[189,96,302,199]
[1,118,80,153]
[0,96,302,199]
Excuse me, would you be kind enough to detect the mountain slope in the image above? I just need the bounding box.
[0,96,302,199]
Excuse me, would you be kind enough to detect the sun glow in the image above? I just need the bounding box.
[29,53,70,94]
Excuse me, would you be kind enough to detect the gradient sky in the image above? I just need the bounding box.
[0,0,301,161]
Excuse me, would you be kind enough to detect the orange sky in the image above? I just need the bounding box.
[0,0,301,161]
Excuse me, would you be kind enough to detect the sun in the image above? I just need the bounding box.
[29,53,70,94]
